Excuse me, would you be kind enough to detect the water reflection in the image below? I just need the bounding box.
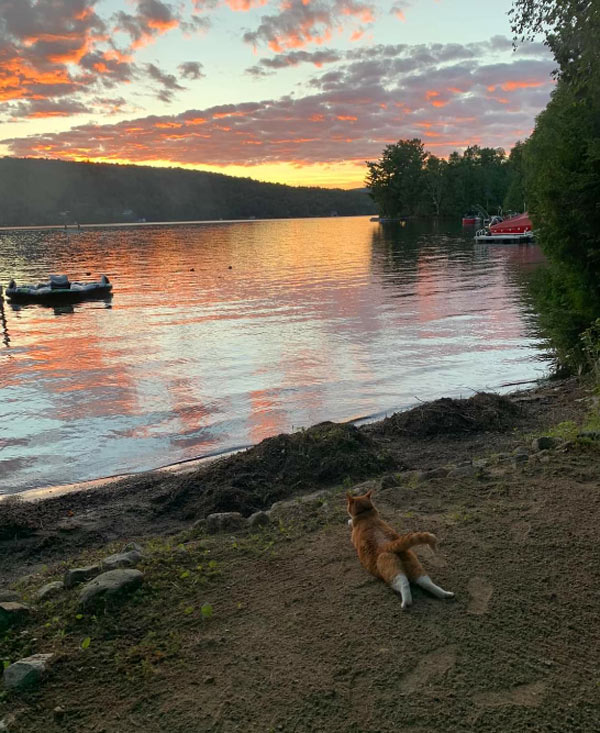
[0,217,548,494]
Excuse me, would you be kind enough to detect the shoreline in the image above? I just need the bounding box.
[0,214,368,233]
[1,378,543,504]
[0,374,586,582]
[1,444,254,504]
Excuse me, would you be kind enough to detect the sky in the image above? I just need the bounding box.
[0,0,555,188]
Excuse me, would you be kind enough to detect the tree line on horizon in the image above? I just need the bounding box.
[365,139,522,219]
[0,157,376,227]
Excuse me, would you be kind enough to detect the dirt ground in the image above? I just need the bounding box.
[1,377,600,731]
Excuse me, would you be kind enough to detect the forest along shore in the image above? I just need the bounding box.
[1,375,600,732]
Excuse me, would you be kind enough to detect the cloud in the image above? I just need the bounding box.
[1,28,556,181]
[113,0,181,50]
[6,98,90,118]
[0,0,195,117]
[245,36,551,79]
[145,62,186,102]
[0,0,107,104]
[2,42,555,170]
[243,0,376,53]
[246,49,343,76]
[390,2,410,22]
[178,61,205,80]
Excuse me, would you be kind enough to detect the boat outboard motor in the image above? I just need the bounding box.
[8,279,16,289]
[49,274,70,290]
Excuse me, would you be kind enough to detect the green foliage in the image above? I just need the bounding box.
[365,139,427,217]
[510,1,600,90]
[366,140,510,218]
[580,319,600,379]
[524,84,600,285]
[510,0,600,371]
[503,141,527,211]
[526,264,599,370]
[0,157,375,227]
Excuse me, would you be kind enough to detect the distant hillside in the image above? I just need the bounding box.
[0,157,375,227]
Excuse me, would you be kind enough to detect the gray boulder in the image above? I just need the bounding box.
[79,569,143,609]
[3,654,53,691]
[248,511,271,529]
[577,430,600,441]
[122,542,144,554]
[101,550,143,571]
[64,565,101,588]
[205,512,247,534]
[0,590,20,603]
[36,581,64,601]
[0,602,30,631]
[380,473,400,489]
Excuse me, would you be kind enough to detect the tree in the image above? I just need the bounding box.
[503,141,527,212]
[424,155,448,216]
[510,1,599,90]
[523,83,600,283]
[510,0,600,368]
[365,139,427,217]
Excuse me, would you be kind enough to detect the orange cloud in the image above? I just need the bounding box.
[226,0,268,9]
[501,80,545,91]
[488,80,545,93]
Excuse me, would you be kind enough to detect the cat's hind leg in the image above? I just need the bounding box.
[415,575,455,599]
[392,573,412,610]
[377,552,412,610]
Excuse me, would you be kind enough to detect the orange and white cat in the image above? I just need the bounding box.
[347,489,454,610]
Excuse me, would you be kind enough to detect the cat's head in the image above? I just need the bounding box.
[346,489,376,519]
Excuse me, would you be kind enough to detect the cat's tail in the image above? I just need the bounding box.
[383,532,437,554]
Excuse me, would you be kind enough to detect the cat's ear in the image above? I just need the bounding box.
[346,492,353,501]
[366,489,373,498]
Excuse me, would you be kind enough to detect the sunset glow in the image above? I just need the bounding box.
[0,0,555,188]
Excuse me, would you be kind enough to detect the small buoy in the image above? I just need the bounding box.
[85,271,91,276]
[190,267,195,272]
[228,265,232,270]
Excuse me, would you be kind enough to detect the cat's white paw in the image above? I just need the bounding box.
[347,518,353,527]
[401,598,412,611]
[443,591,455,599]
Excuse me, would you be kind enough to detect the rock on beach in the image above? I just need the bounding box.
[0,602,30,631]
[3,654,53,691]
[78,569,143,609]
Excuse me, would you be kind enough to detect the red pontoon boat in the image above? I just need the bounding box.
[474,213,534,242]
[462,213,481,226]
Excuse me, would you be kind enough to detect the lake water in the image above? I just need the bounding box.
[0,217,548,495]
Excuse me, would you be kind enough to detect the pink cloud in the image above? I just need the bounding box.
[243,0,377,52]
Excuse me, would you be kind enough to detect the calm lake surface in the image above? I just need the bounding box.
[0,217,548,495]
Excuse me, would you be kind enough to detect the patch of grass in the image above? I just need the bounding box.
[444,510,477,524]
